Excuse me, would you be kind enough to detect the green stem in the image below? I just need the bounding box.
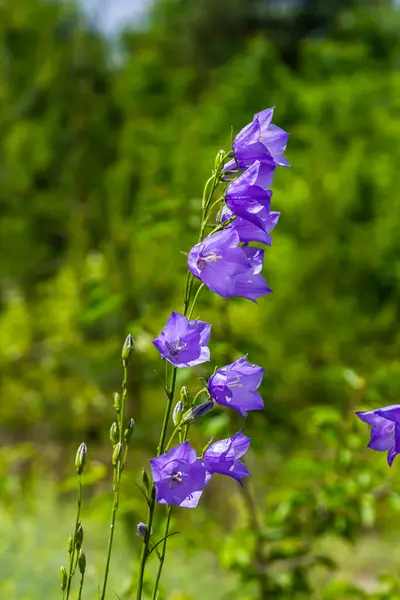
[136,155,227,599]
[65,475,82,600]
[100,361,128,600]
[77,572,85,600]
[151,507,172,600]
[187,283,205,320]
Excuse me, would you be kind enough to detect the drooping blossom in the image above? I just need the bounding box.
[225,161,276,230]
[225,107,289,170]
[220,201,280,246]
[208,355,264,417]
[203,431,251,484]
[356,405,400,466]
[153,311,211,368]
[150,441,207,507]
[188,228,270,302]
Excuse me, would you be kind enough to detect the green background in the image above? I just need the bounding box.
[1,0,400,598]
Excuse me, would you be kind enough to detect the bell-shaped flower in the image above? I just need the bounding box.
[226,107,289,170]
[356,404,400,466]
[208,355,264,417]
[225,161,276,231]
[203,431,251,484]
[188,229,270,302]
[150,441,207,508]
[153,311,211,368]
[220,200,280,246]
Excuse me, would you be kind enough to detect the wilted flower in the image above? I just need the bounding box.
[153,312,211,368]
[356,405,400,466]
[226,107,289,170]
[150,441,207,508]
[208,355,264,417]
[204,431,251,484]
[188,229,270,302]
[220,200,280,246]
[225,161,275,230]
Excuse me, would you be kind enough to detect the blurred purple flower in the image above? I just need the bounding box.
[136,522,151,538]
[153,311,211,368]
[226,107,289,170]
[356,404,400,466]
[208,355,264,417]
[204,431,251,484]
[188,229,270,302]
[150,441,207,507]
[220,199,280,246]
[225,161,276,230]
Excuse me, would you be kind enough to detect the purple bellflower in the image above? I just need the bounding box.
[188,228,270,302]
[225,160,276,231]
[208,355,264,417]
[203,431,251,484]
[356,405,400,466]
[220,200,280,246]
[150,441,207,508]
[226,107,289,170]
[153,311,211,368]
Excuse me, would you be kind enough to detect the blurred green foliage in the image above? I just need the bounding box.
[1,0,400,598]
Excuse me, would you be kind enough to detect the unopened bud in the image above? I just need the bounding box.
[110,422,119,445]
[78,550,86,575]
[180,386,190,408]
[75,523,83,550]
[112,442,122,466]
[183,401,214,424]
[75,443,87,475]
[122,333,135,362]
[113,392,122,413]
[124,418,135,444]
[136,522,150,538]
[67,535,73,554]
[214,149,226,172]
[173,400,184,426]
[142,467,150,492]
[60,566,68,590]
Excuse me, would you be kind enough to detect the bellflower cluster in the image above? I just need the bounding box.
[187,110,288,301]
[133,107,290,600]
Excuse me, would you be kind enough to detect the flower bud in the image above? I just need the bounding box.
[136,522,149,538]
[60,566,68,590]
[122,333,135,363]
[180,385,190,408]
[183,401,214,424]
[67,535,73,554]
[78,550,86,575]
[173,400,184,426]
[75,443,87,475]
[113,392,122,413]
[110,422,119,445]
[124,418,135,444]
[142,467,150,492]
[112,442,122,466]
[75,523,83,550]
[214,149,226,172]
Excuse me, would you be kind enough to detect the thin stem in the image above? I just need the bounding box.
[187,283,205,320]
[164,423,182,452]
[136,155,227,599]
[100,361,128,600]
[151,507,172,600]
[136,365,178,600]
[77,572,85,600]
[65,475,82,600]
[192,388,208,405]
